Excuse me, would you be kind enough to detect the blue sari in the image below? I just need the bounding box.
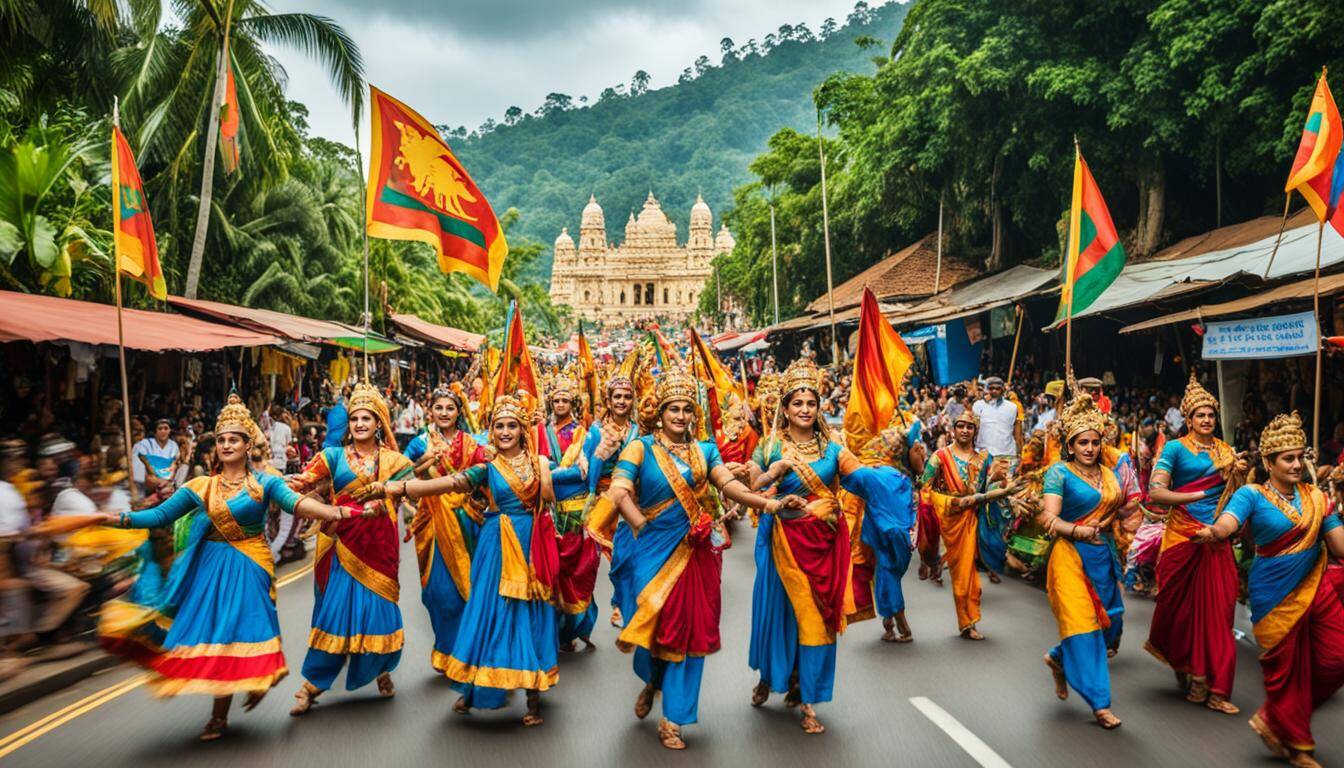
[611,435,724,726]
[100,473,300,696]
[1042,461,1125,710]
[446,456,584,709]
[584,420,641,623]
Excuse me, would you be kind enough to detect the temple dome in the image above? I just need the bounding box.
[580,194,604,229]
[554,227,574,249]
[690,193,712,228]
[714,224,735,252]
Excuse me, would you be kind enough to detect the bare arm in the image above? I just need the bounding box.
[293,496,377,522]
[1035,493,1101,544]
[1147,468,1205,507]
[1190,512,1243,545]
[710,465,795,512]
[608,485,646,532]
[1325,525,1344,559]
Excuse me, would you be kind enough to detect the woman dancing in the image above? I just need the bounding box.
[1194,413,1344,768]
[403,386,486,672]
[363,394,585,725]
[748,359,915,733]
[607,367,802,749]
[100,397,363,741]
[289,382,414,715]
[1037,394,1130,729]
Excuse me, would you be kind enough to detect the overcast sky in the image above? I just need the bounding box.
[266,0,872,147]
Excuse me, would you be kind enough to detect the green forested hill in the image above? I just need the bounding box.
[450,1,908,282]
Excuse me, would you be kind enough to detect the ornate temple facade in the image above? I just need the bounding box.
[548,192,735,326]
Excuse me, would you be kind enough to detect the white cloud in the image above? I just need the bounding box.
[266,0,872,147]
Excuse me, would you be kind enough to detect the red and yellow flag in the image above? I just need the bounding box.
[688,327,743,405]
[219,49,240,175]
[1285,71,1344,234]
[494,300,539,408]
[843,288,913,453]
[111,126,166,300]
[366,86,507,290]
[1054,145,1125,323]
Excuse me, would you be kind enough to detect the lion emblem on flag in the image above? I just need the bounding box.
[392,120,478,221]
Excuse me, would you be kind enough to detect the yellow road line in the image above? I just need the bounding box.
[0,557,316,757]
[0,674,146,757]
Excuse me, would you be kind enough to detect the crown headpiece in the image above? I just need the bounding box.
[348,381,388,420]
[606,375,634,394]
[216,393,261,442]
[952,409,980,428]
[1180,372,1219,417]
[490,394,533,425]
[1062,393,1109,443]
[655,366,698,408]
[1260,412,1306,457]
[780,358,823,399]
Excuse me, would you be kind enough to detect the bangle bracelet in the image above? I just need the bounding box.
[119,512,129,528]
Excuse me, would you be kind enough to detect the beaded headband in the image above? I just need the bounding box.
[1260,412,1306,457]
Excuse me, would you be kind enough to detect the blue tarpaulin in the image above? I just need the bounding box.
[910,318,982,385]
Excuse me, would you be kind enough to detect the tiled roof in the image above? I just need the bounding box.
[805,235,981,313]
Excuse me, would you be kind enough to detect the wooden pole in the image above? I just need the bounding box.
[1006,304,1025,387]
[112,97,138,502]
[934,191,944,294]
[1262,194,1293,279]
[1063,138,1081,392]
[769,201,779,327]
[818,112,839,364]
[1312,219,1325,455]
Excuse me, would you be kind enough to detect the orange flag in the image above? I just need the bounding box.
[366,86,507,290]
[577,321,600,425]
[843,288,913,453]
[219,49,240,175]
[494,300,539,409]
[111,126,166,299]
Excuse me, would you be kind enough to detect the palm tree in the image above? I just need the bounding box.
[113,0,364,298]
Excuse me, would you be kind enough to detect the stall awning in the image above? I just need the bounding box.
[714,331,766,351]
[389,313,483,352]
[167,296,399,352]
[1119,272,1344,334]
[0,291,279,350]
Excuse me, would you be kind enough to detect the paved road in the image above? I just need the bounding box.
[1,522,1340,767]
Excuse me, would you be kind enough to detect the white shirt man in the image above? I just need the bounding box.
[396,400,424,438]
[972,377,1021,457]
[268,418,293,472]
[132,421,179,493]
[1164,402,1185,435]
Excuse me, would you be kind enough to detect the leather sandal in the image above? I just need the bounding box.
[751,681,770,707]
[658,719,686,750]
[1044,654,1068,700]
[634,683,655,719]
[241,689,267,712]
[1206,695,1239,715]
[289,682,322,716]
[376,672,395,698]
[1185,678,1210,704]
[800,704,825,734]
[1249,713,1288,758]
[1093,708,1122,730]
[1288,751,1323,768]
[522,692,543,726]
[453,696,471,714]
[199,716,227,741]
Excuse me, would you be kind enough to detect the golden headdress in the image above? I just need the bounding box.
[1260,412,1306,457]
[216,393,261,442]
[952,408,980,428]
[1061,393,1109,444]
[1180,372,1219,417]
[655,366,698,408]
[548,372,577,400]
[347,381,397,451]
[780,358,823,399]
[490,393,533,426]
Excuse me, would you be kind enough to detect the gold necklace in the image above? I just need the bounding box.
[657,433,692,461]
[1072,461,1103,488]
[784,431,822,459]
[504,450,533,480]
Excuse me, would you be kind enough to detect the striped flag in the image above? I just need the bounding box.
[1054,145,1125,323]
[111,126,166,299]
[1285,71,1344,235]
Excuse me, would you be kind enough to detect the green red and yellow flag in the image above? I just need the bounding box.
[844,288,913,453]
[111,126,166,300]
[494,300,539,408]
[1054,145,1125,324]
[646,325,682,369]
[1285,71,1344,235]
[366,86,507,290]
[219,49,240,175]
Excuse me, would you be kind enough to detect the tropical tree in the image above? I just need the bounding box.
[113,0,364,298]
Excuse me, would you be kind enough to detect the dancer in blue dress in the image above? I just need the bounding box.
[99,397,361,741]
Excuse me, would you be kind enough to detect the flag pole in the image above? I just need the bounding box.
[1261,194,1293,279]
[355,91,371,382]
[818,111,839,364]
[112,97,138,502]
[769,200,780,327]
[934,190,944,293]
[1312,218,1325,455]
[1006,304,1025,388]
[1064,137,1080,391]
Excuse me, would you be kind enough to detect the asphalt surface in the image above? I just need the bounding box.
[1,522,1341,768]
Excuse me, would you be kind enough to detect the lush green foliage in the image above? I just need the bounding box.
[711,0,1344,326]
[451,1,907,283]
[0,0,545,336]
